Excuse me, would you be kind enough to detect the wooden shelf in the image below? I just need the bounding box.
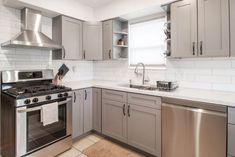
[114,32,128,35]
[114,45,128,48]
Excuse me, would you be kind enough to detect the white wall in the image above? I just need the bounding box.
[0,1,93,81]
[94,0,172,21]
[4,0,94,21]
[93,58,235,92]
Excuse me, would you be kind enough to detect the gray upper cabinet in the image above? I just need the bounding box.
[83,22,103,60]
[83,88,93,133]
[103,20,113,60]
[171,0,197,57]
[230,0,235,56]
[127,104,161,156]
[72,90,84,139]
[92,88,102,132]
[102,99,127,143]
[52,16,83,60]
[198,0,229,57]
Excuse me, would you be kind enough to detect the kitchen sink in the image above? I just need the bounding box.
[119,84,158,91]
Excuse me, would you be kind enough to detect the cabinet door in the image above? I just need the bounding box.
[84,88,93,133]
[83,22,103,60]
[228,124,235,156]
[62,16,83,60]
[103,20,113,60]
[198,0,229,57]
[231,0,235,56]
[72,90,84,138]
[127,104,161,156]
[171,0,197,58]
[102,99,127,142]
[92,88,102,132]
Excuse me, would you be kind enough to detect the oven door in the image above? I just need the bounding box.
[16,97,72,157]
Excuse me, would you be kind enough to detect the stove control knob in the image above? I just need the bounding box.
[24,99,31,104]
[58,93,63,98]
[46,95,51,100]
[64,92,68,97]
[32,98,39,103]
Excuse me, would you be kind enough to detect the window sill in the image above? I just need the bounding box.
[128,65,166,70]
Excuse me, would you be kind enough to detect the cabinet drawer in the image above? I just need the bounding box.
[228,107,235,124]
[228,124,235,156]
[102,89,127,102]
[128,93,161,109]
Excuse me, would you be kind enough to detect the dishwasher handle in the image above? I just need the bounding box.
[162,103,227,117]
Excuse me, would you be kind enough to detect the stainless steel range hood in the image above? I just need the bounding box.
[1,8,62,50]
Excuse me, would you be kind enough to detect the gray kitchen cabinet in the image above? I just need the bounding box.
[92,88,102,132]
[231,0,235,56]
[103,20,113,60]
[72,90,84,138]
[228,107,235,157]
[83,22,103,60]
[102,99,127,143]
[228,124,235,156]
[52,16,83,60]
[171,0,197,57]
[127,104,161,156]
[198,0,229,57]
[72,88,92,139]
[84,88,93,133]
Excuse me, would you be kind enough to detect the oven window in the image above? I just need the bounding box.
[26,104,67,152]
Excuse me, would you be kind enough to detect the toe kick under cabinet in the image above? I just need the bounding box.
[102,89,161,156]
[228,107,235,157]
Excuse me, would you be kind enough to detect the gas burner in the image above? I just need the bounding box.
[3,84,70,99]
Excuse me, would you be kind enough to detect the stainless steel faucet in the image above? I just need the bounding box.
[134,62,149,85]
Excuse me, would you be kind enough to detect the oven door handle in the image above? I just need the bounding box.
[17,98,72,113]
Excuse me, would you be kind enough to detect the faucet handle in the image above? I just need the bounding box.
[144,76,150,83]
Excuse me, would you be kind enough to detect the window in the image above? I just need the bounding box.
[129,17,166,67]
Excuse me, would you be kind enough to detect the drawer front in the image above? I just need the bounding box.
[228,124,235,156]
[128,93,161,109]
[228,107,235,124]
[102,89,127,103]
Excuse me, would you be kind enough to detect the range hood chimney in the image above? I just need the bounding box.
[1,8,62,50]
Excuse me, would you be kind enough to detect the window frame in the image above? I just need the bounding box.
[128,13,167,69]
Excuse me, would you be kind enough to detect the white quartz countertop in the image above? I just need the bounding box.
[63,80,235,107]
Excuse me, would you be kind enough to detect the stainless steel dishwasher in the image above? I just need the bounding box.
[162,97,227,157]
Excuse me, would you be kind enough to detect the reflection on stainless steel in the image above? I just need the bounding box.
[162,98,227,157]
[1,8,62,50]
[2,69,54,83]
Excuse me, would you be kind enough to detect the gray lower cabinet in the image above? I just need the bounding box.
[231,0,235,56]
[72,88,92,139]
[83,22,103,60]
[101,90,161,156]
[52,16,83,60]
[84,88,93,133]
[72,90,84,138]
[92,88,102,132]
[228,107,235,157]
[102,99,127,143]
[127,104,161,156]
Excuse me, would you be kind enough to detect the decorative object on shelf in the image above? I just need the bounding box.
[117,38,125,46]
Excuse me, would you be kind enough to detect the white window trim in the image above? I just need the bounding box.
[128,13,167,69]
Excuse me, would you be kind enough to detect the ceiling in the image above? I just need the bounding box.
[77,0,116,8]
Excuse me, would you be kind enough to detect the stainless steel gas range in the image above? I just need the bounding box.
[1,69,72,157]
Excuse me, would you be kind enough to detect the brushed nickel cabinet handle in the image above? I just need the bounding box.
[74,92,76,103]
[192,42,195,55]
[83,50,86,59]
[200,41,203,55]
[62,47,66,58]
[109,50,111,59]
[85,90,87,100]
[123,104,126,116]
[127,105,130,117]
